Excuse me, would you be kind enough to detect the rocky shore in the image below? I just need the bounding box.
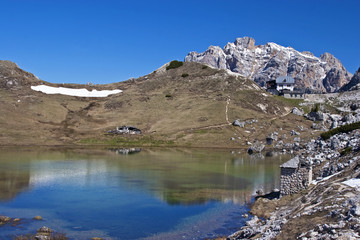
[228,128,360,239]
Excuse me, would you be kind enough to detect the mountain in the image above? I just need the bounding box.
[185,37,352,92]
[339,67,360,91]
[0,60,316,147]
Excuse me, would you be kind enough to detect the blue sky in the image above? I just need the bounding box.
[0,0,359,84]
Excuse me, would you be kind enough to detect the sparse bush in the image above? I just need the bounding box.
[202,65,208,69]
[320,122,360,140]
[311,103,320,112]
[165,94,172,98]
[341,147,353,156]
[181,73,189,78]
[166,60,183,70]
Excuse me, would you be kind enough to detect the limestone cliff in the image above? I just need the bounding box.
[185,37,352,92]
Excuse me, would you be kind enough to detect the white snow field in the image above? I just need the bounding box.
[31,85,122,97]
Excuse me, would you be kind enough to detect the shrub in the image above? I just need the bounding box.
[181,73,189,78]
[320,122,360,140]
[165,94,172,98]
[202,65,208,69]
[311,103,320,112]
[340,147,352,156]
[166,60,183,70]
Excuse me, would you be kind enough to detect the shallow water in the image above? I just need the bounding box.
[0,148,290,239]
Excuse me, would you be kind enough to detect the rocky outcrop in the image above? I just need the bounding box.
[0,60,42,89]
[339,67,360,92]
[185,37,352,92]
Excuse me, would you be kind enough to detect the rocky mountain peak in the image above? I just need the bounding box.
[234,36,255,49]
[185,37,352,92]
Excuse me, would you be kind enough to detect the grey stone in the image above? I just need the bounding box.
[292,107,304,116]
[306,111,325,122]
[248,141,265,154]
[232,119,245,127]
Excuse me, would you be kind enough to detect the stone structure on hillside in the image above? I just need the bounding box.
[107,126,142,135]
[185,37,352,92]
[280,156,312,195]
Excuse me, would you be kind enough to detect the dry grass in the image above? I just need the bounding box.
[0,62,316,147]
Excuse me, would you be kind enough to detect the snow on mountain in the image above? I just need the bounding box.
[185,37,352,92]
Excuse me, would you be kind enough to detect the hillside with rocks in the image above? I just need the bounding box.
[185,37,352,93]
[0,59,317,147]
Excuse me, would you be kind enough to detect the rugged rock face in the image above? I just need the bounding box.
[339,67,360,91]
[185,37,352,92]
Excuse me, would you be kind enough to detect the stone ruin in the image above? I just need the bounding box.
[280,156,312,196]
[107,126,142,135]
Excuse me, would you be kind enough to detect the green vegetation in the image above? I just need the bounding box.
[311,103,320,113]
[202,65,208,69]
[340,147,353,156]
[165,94,172,98]
[181,73,189,78]
[166,60,183,70]
[320,122,360,140]
[273,95,304,107]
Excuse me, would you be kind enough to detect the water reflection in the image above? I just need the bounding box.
[0,148,290,205]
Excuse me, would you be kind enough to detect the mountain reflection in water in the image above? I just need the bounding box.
[0,148,289,205]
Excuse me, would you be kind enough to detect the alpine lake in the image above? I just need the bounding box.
[0,147,290,240]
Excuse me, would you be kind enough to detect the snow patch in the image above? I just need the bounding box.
[342,178,360,190]
[31,85,122,97]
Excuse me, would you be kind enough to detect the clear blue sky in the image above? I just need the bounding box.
[1,0,359,84]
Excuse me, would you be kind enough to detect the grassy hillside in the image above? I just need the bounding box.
[0,61,314,147]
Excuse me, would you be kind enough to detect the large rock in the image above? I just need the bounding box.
[248,141,265,154]
[291,107,304,116]
[232,119,245,127]
[305,111,325,122]
[185,37,352,92]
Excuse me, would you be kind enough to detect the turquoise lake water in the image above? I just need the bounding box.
[0,148,290,239]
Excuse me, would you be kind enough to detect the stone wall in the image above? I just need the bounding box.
[280,167,311,195]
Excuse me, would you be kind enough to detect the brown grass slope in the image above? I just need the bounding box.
[0,61,313,147]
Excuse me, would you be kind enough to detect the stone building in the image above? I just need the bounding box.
[280,156,312,195]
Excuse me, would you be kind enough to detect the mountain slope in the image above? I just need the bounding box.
[185,37,352,92]
[0,60,314,147]
[339,67,360,91]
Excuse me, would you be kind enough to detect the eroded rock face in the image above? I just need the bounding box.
[340,67,360,92]
[185,37,352,92]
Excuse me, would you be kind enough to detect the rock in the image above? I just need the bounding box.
[35,226,53,240]
[0,216,11,224]
[339,67,360,92]
[266,133,278,145]
[291,130,300,136]
[230,137,235,141]
[232,119,245,127]
[33,216,43,220]
[306,111,325,122]
[91,238,104,240]
[185,37,351,92]
[292,107,304,116]
[248,141,265,154]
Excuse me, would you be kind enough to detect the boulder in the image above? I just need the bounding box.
[233,119,245,127]
[306,111,325,122]
[291,107,304,116]
[0,216,11,224]
[248,141,265,154]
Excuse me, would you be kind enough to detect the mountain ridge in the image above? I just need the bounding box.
[185,37,352,93]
